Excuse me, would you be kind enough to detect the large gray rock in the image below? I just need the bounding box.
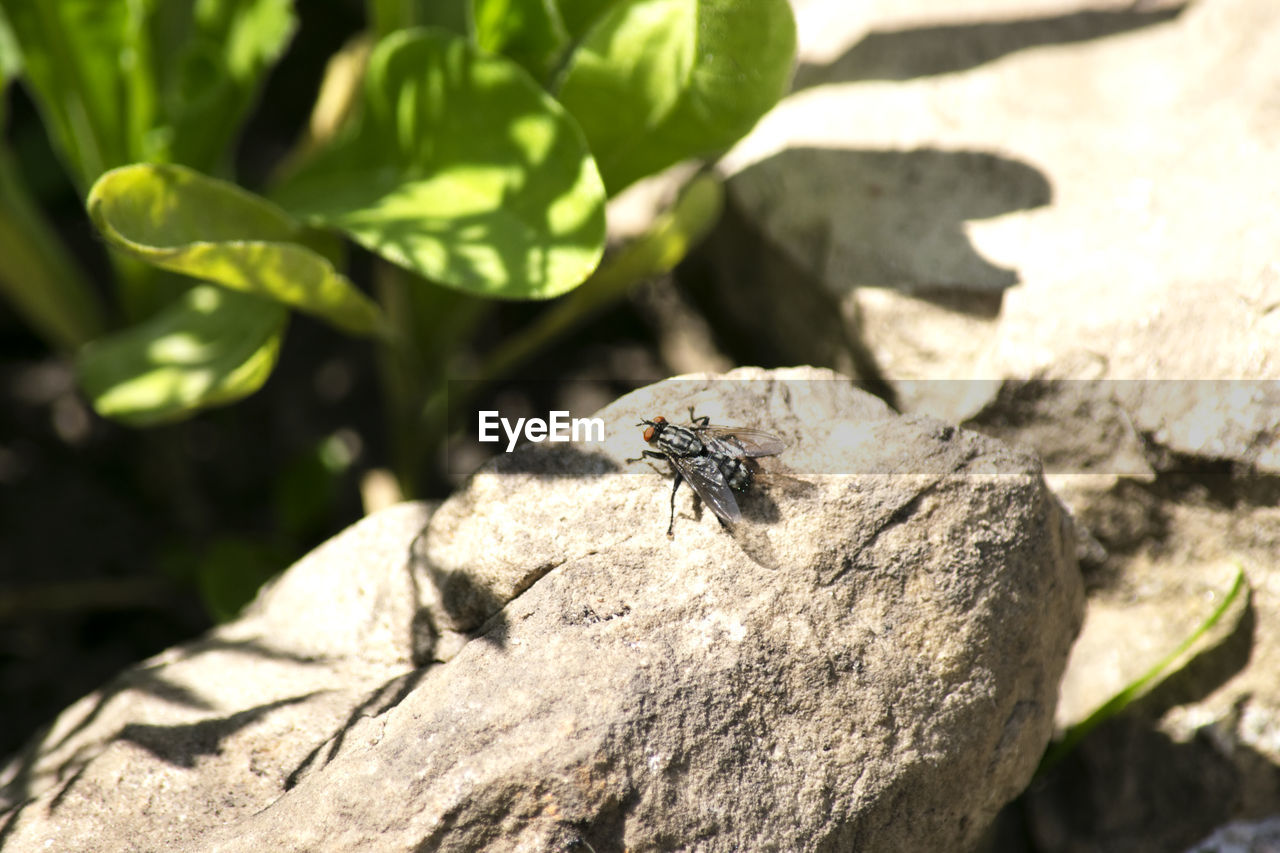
[632,1,1280,848]
[702,0,1279,434]
[0,368,1081,851]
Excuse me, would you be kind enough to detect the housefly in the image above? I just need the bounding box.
[631,408,786,535]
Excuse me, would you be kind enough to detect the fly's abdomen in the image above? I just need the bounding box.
[715,454,754,491]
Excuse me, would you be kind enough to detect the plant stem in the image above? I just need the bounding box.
[375,261,491,497]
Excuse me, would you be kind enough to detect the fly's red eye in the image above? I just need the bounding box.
[643,426,656,442]
[652,416,666,424]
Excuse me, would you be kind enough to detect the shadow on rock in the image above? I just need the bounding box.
[407,444,626,664]
[1137,587,1256,720]
[733,147,1051,296]
[794,5,1188,89]
[691,148,1049,378]
[1017,714,1274,853]
[118,693,319,770]
[408,527,515,664]
[0,635,325,818]
[285,669,429,790]
[989,589,1259,852]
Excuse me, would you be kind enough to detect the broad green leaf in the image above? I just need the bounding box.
[468,172,723,385]
[273,27,606,301]
[557,0,796,196]
[0,0,294,188]
[555,0,623,43]
[77,285,286,425]
[89,163,384,335]
[470,0,569,83]
[369,0,468,37]
[147,0,296,172]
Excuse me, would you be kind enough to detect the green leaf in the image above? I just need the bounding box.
[369,0,469,37]
[0,0,134,187]
[88,163,384,335]
[554,0,623,43]
[77,285,287,425]
[273,27,606,301]
[0,6,105,351]
[146,0,297,172]
[0,0,294,188]
[468,172,723,385]
[0,146,105,350]
[557,0,796,195]
[470,0,569,83]
[0,6,19,82]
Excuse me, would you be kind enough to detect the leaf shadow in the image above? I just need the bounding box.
[407,444,621,663]
[284,668,429,791]
[0,635,326,829]
[733,147,1051,295]
[115,692,319,770]
[793,4,1189,90]
[690,147,1048,379]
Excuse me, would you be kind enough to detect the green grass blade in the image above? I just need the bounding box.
[1038,564,1249,775]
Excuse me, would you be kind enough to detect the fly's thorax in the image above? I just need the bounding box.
[653,422,704,457]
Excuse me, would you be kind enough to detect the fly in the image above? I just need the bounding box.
[630,408,786,536]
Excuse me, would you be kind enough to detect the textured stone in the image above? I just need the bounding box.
[0,368,1081,851]
[705,0,1278,448]
[1188,816,1280,853]
[0,501,432,849]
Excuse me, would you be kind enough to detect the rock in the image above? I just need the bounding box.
[0,367,1081,851]
[0,501,432,849]
[692,1,1280,843]
[1022,487,1280,852]
[700,0,1279,447]
[1187,815,1280,853]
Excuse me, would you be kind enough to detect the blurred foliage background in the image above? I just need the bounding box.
[0,0,796,757]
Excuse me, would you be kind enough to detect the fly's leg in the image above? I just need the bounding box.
[687,407,710,429]
[626,449,670,464]
[667,471,684,536]
[626,450,682,535]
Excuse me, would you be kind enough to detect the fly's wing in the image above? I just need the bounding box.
[670,453,742,525]
[698,427,786,458]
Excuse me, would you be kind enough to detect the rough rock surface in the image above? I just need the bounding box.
[0,367,1081,851]
[702,0,1278,441]
[663,1,1280,847]
[1188,815,1280,853]
[0,499,432,850]
[713,0,1277,384]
